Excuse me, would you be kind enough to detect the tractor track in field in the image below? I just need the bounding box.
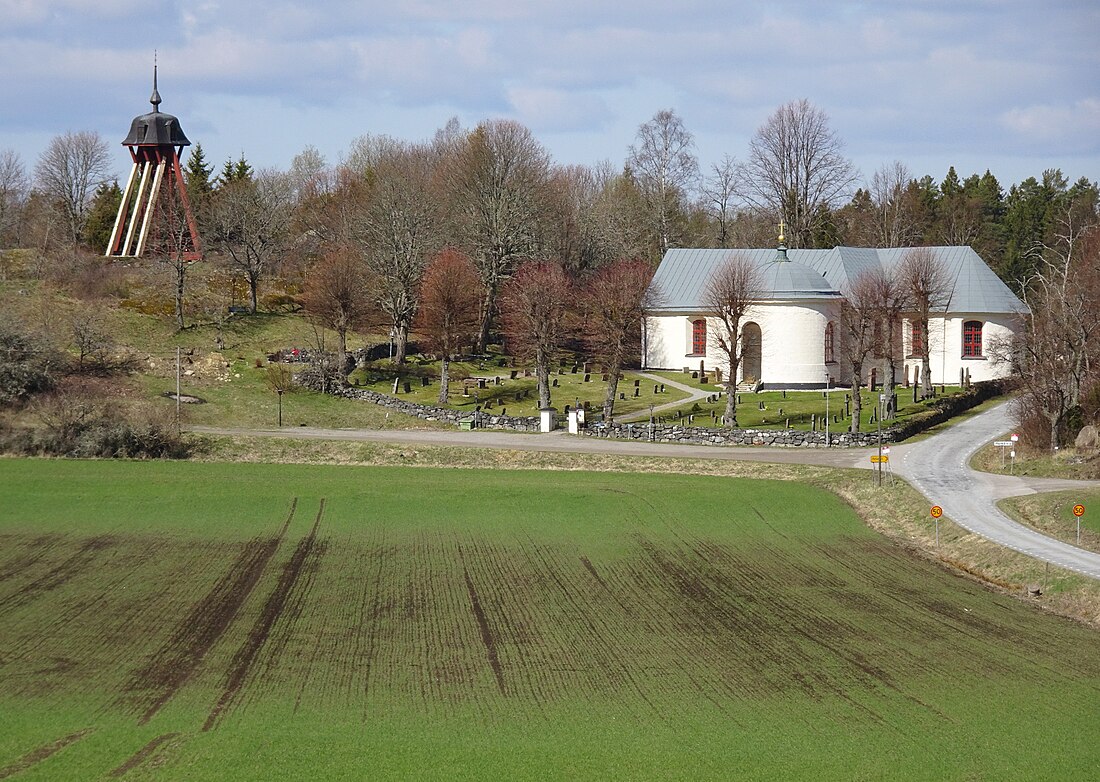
[459,554,506,696]
[0,536,114,612]
[0,728,94,780]
[203,498,326,731]
[120,498,299,725]
[108,732,180,778]
[0,534,65,583]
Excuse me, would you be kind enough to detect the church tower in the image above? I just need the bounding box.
[105,63,202,261]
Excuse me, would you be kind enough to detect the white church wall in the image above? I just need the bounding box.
[903,314,1019,386]
[749,300,840,387]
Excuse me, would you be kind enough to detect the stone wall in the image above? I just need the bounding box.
[580,421,890,448]
[331,386,541,432]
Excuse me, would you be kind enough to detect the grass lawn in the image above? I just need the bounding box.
[1,459,1098,780]
[648,370,969,430]
[351,361,688,418]
[999,489,1100,554]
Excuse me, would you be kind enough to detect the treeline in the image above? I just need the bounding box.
[2,100,1099,448]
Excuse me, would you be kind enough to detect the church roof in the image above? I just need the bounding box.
[121,66,190,147]
[649,246,1028,315]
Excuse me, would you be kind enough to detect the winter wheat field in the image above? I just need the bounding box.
[1,459,1098,780]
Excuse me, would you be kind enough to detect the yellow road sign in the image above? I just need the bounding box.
[870,455,889,463]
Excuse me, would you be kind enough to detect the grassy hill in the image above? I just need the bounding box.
[1,459,1098,780]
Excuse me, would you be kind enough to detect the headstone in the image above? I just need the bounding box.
[692,371,698,379]
[602,373,609,382]
[510,369,518,380]
[392,377,401,394]
[583,373,591,382]
[421,376,430,387]
[660,384,665,393]
[402,381,411,394]
[572,365,579,373]
[494,377,502,386]
[633,388,640,397]
[653,384,659,394]
[478,378,487,389]
[620,392,625,400]
[700,375,708,384]
[552,378,558,387]
[634,379,640,387]
[782,390,786,399]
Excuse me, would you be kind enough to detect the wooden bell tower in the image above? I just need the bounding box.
[106,63,202,261]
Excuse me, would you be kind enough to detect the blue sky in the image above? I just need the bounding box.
[1,0,1097,192]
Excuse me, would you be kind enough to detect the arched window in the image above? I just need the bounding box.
[824,322,835,363]
[691,319,707,355]
[963,320,983,357]
[910,319,924,356]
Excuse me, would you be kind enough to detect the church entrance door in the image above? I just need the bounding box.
[742,322,762,382]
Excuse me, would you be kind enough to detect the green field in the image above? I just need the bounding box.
[1,460,1099,780]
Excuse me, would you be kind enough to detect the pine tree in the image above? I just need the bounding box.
[184,142,213,199]
[81,180,122,252]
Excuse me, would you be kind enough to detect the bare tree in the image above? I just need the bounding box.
[499,261,573,410]
[702,253,765,426]
[739,99,858,248]
[841,270,882,432]
[33,131,112,248]
[68,302,113,374]
[300,247,376,381]
[899,247,951,398]
[355,140,439,364]
[149,181,198,331]
[580,259,655,421]
[416,249,482,404]
[870,266,909,418]
[0,148,28,247]
[627,109,699,257]
[701,155,739,248]
[869,161,917,247]
[207,169,293,313]
[446,119,551,353]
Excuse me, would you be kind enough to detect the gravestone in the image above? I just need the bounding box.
[583,373,591,382]
[392,377,401,394]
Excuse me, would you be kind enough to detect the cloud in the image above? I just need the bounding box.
[1000,98,1100,152]
[506,87,612,132]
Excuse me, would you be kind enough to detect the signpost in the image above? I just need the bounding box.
[1073,503,1085,545]
[930,505,943,546]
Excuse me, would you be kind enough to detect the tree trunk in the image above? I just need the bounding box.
[602,353,623,422]
[920,317,933,399]
[536,347,551,410]
[850,363,863,433]
[438,356,450,404]
[476,283,496,354]
[337,327,349,381]
[394,320,409,365]
[248,272,259,314]
[175,261,186,332]
[723,377,738,426]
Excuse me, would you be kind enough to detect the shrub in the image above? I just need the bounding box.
[0,320,59,406]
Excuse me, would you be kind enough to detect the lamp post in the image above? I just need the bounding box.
[824,373,830,447]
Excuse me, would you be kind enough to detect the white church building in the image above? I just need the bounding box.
[643,243,1028,389]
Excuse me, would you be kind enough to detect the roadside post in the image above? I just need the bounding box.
[1010,433,1019,473]
[993,439,1013,469]
[1074,504,1085,545]
[930,505,943,547]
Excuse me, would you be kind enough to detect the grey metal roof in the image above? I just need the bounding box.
[649,246,1027,315]
[122,67,190,147]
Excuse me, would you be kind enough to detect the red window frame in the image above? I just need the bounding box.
[691,319,707,355]
[910,320,924,356]
[963,320,983,357]
[824,322,834,363]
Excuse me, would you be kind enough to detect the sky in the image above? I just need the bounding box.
[1,0,1098,194]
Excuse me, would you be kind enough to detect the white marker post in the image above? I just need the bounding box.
[1010,433,1019,473]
